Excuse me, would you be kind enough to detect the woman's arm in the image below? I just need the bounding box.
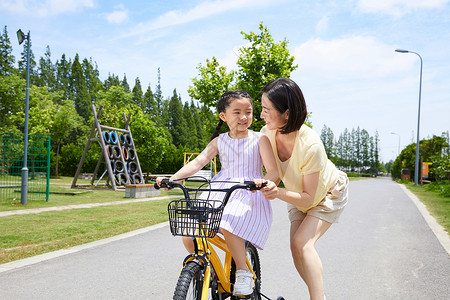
[261,172,319,208]
[259,135,279,183]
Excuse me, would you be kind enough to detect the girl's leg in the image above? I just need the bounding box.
[290,216,331,300]
[222,229,253,296]
[221,229,248,271]
[182,236,195,253]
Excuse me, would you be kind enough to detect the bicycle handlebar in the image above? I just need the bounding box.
[153,178,266,191]
[153,178,267,209]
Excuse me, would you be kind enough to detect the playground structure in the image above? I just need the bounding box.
[0,133,50,203]
[71,105,144,191]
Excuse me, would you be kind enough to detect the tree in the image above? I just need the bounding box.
[37,45,57,90]
[82,57,102,104]
[0,74,25,128]
[121,73,130,93]
[104,73,120,90]
[188,57,234,109]
[70,54,91,121]
[97,85,133,109]
[132,77,144,108]
[55,54,72,100]
[143,84,158,122]
[320,125,334,161]
[236,22,297,129]
[183,101,198,150]
[391,135,449,182]
[52,100,84,177]
[191,101,208,149]
[188,22,297,131]
[168,90,187,147]
[0,26,15,76]
[18,38,38,85]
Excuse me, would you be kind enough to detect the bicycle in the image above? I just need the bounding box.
[154,178,284,300]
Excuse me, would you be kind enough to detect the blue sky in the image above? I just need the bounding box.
[2,0,449,163]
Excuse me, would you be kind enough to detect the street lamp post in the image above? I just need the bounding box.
[391,132,400,156]
[395,48,423,186]
[17,29,31,204]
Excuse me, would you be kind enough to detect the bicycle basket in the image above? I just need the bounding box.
[168,199,223,238]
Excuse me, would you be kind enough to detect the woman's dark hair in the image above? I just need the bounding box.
[262,78,307,134]
[209,90,253,141]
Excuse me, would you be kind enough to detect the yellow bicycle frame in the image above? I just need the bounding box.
[183,233,257,300]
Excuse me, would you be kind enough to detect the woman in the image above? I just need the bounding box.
[259,78,348,300]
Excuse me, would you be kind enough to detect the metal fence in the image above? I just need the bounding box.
[0,133,50,203]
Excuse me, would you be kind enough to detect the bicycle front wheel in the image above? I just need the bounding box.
[173,261,203,300]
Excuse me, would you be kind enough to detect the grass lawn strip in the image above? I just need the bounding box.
[0,199,173,264]
[0,195,180,217]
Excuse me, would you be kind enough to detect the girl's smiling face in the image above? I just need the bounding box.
[260,93,288,131]
[219,97,253,138]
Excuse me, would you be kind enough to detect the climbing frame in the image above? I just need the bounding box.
[71,105,144,191]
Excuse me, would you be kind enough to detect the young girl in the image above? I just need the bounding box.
[156,90,278,296]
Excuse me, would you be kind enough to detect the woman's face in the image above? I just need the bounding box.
[260,93,288,131]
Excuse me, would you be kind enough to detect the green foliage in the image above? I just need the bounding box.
[424,182,450,197]
[0,74,25,127]
[391,134,450,182]
[188,57,234,109]
[325,126,380,175]
[236,22,297,129]
[0,26,15,76]
[188,22,297,131]
[346,172,372,177]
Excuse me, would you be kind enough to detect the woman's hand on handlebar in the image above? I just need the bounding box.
[259,179,279,200]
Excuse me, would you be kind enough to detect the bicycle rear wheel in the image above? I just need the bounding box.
[173,261,203,300]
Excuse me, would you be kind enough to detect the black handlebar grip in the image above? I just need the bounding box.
[245,181,268,191]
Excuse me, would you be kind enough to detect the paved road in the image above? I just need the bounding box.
[0,178,448,299]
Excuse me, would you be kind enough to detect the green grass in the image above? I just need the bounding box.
[403,181,450,234]
[0,200,170,264]
[0,176,192,212]
[0,177,206,264]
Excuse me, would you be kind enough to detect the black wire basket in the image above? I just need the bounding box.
[168,199,223,238]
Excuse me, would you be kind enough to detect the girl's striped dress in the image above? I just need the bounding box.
[205,130,272,250]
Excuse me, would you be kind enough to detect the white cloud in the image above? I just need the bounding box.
[316,16,329,33]
[104,5,129,24]
[358,0,450,16]
[293,36,413,79]
[0,0,94,17]
[121,0,275,39]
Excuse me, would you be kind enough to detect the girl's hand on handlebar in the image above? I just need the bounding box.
[259,180,279,200]
[156,176,171,191]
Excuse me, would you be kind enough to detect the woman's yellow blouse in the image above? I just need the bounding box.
[261,125,338,212]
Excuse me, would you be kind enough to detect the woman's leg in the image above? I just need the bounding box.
[222,229,248,270]
[290,216,331,300]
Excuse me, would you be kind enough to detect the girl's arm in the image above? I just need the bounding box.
[156,137,218,186]
[170,137,219,181]
[259,135,279,184]
[261,172,319,208]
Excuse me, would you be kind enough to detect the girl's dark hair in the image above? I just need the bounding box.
[209,90,253,141]
[262,78,307,134]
